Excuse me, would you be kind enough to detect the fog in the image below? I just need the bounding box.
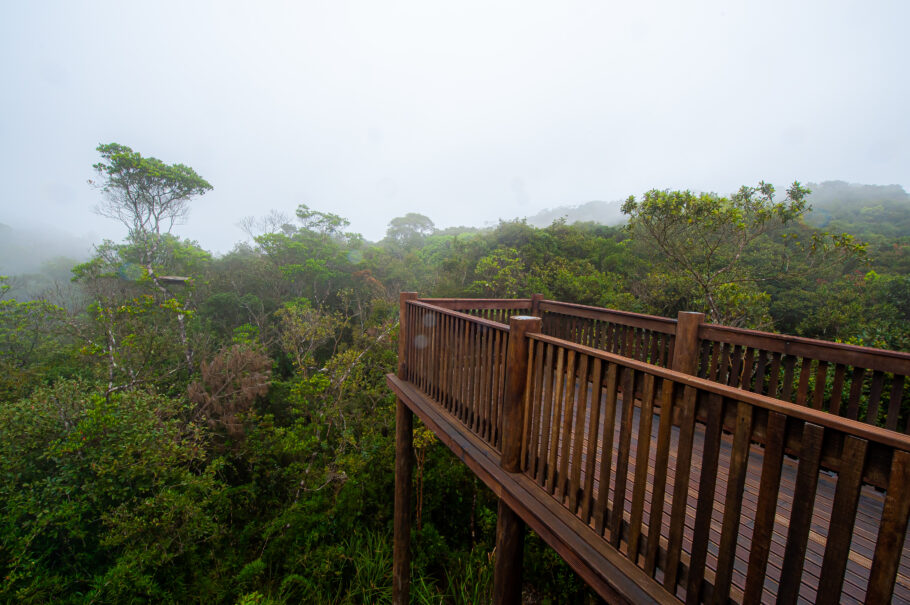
[1,1,908,254]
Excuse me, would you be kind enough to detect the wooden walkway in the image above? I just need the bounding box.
[391,296,910,605]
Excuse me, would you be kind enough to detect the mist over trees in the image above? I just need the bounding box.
[523,200,626,228]
[1,145,909,602]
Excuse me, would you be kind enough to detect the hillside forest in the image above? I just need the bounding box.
[1,145,909,604]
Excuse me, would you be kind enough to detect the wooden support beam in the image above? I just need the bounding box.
[671,311,704,376]
[393,292,418,605]
[494,499,525,604]
[494,315,541,604]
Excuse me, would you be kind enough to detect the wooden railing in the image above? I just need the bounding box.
[395,296,910,604]
[425,297,910,433]
[403,301,510,451]
[520,331,910,603]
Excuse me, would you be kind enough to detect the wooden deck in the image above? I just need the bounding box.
[391,296,910,605]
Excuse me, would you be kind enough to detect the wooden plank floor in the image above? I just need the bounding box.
[532,394,910,604]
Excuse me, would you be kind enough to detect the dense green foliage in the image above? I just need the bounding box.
[2,153,909,604]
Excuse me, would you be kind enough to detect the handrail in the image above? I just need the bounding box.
[699,323,910,373]
[408,300,513,332]
[539,299,677,333]
[417,297,531,308]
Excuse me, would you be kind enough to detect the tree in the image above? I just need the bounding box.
[384,213,436,249]
[622,182,864,327]
[90,143,212,367]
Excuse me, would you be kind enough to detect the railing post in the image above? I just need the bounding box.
[494,315,541,605]
[672,311,704,376]
[530,293,543,318]
[393,292,418,605]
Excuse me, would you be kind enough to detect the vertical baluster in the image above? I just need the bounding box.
[567,354,590,513]
[649,330,660,365]
[605,323,616,353]
[473,322,483,430]
[812,360,829,410]
[594,364,620,536]
[767,352,783,399]
[816,436,868,604]
[753,349,768,396]
[662,385,698,594]
[795,357,813,406]
[707,342,723,382]
[710,401,754,605]
[777,423,825,605]
[430,310,439,400]
[685,393,724,605]
[886,375,905,431]
[644,377,675,577]
[866,450,910,604]
[546,348,569,494]
[728,344,744,388]
[482,326,494,439]
[740,347,756,391]
[633,328,645,361]
[456,319,467,423]
[520,336,539,469]
[828,363,846,416]
[610,368,638,549]
[846,367,866,420]
[524,339,545,474]
[557,351,579,501]
[490,330,508,444]
[623,326,635,358]
[439,313,448,408]
[458,318,469,422]
[742,411,787,605]
[580,358,604,524]
[627,373,656,564]
[781,356,797,402]
[697,340,712,379]
[533,343,555,483]
[866,370,885,426]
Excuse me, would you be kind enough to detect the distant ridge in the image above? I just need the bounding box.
[523,200,626,228]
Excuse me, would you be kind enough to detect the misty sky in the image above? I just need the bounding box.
[1,1,908,253]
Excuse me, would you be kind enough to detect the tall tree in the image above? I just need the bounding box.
[90,143,212,366]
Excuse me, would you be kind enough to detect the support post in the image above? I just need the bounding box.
[494,315,541,604]
[671,311,704,376]
[501,315,541,472]
[393,292,418,605]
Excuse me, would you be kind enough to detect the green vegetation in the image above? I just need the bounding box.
[1,146,908,603]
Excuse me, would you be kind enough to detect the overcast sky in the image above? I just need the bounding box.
[1,0,908,253]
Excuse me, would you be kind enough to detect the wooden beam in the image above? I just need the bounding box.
[494,316,541,604]
[393,292,418,605]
